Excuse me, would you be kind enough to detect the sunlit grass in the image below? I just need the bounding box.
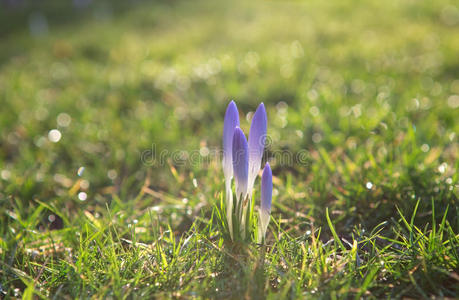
[0,0,458,298]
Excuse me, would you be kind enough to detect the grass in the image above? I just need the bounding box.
[0,0,458,298]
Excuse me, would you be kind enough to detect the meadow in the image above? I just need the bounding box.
[0,0,458,298]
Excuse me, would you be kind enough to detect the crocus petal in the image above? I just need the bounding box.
[259,162,272,243]
[248,103,267,195]
[222,101,240,184]
[232,127,249,202]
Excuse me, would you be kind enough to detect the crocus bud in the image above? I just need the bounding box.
[222,101,240,184]
[259,163,272,243]
[232,127,249,203]
[223,101,239,240]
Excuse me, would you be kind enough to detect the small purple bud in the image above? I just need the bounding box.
[260,163,272,214]
[232,127,249,201]
[258,162,272,243]
[248,103,267,194]
[222,101,240,183]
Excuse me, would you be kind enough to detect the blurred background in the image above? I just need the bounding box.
[0,0,458,232]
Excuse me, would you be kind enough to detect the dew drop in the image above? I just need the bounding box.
[1,170,11,180]
[295,130,303,138]
[307,89,318,101]
[34,136,47,148]
[48,214,56,222]
[309,106,319,116]
[312,133,322,143]
[78,192,87,201]
[80,179,89,189]
[421,144,430,152]
[151,206,161,212]
[447,95,459,108]
[77,167,85,177]
[57,113,71,127]
[48,129,62,143]
[438,163,447,173]
[199,147,209,157]
[107,169,117,180]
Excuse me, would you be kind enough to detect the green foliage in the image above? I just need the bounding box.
[216,190,259,245]
[0,0,458,298]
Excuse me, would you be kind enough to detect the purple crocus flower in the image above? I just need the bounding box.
[258,162,272,242]
[221,100,271,242]
[232,126,249,203]
[248,103,267,196]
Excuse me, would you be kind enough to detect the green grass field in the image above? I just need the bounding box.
[1,0,458,298]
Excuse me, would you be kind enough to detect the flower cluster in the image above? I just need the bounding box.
[222,101,273,243]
